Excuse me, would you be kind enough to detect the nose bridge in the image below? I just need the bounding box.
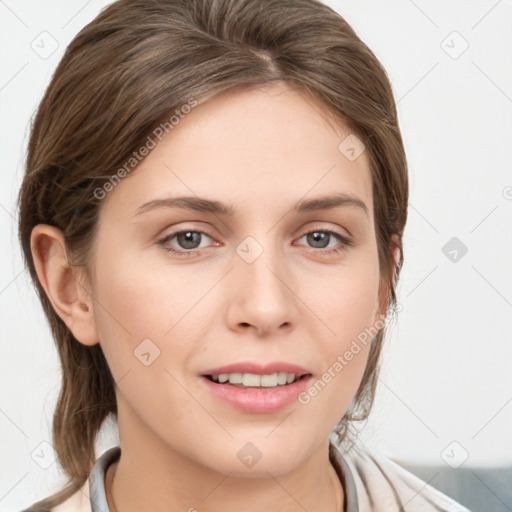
[229,233,297,333]
[237,233,287,300]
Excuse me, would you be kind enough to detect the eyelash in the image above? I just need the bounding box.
[157,227,353,257]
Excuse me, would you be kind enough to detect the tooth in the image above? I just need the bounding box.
[242,373,261,387]
[214,372,299,386]
[228,373,243,384]
[260,373,278,387]
[277,372,288,385]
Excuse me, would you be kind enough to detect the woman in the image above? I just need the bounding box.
[18,0,469,510]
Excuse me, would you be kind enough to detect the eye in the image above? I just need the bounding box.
[295,229,352,254]
[158,227,352,257]
[158,229,217,256]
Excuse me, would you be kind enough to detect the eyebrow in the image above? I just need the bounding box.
[134,192,368,218]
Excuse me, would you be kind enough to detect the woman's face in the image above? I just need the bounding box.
[89,82,386,476]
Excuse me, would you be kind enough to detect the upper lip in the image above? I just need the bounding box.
[201,361,311,377]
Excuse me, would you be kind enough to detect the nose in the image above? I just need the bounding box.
[225,239,299,337]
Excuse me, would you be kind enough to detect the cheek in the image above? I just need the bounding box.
[90,250,212,428]
[92,240,216,332]
[297,251,380,414]
[90,243,238,414]
[308,251,381,347]
[89,247,203,376]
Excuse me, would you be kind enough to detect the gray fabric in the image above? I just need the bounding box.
[329,442,359,511]
[399,462,512,512]
[89,446,120,512]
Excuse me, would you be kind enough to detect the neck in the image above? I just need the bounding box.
[106,457,343,512]
[105,399,343,512]
[105,435,343,512]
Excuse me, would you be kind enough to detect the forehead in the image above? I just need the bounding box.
[100,83,373,221]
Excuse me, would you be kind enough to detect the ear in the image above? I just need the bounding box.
[374,234,401,324]
[30,224,99,346]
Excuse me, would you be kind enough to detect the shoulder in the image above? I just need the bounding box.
[330,438,471,512]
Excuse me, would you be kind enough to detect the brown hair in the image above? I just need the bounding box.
[18,0,408,509]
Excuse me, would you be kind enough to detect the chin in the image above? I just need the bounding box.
[188,431,320,477]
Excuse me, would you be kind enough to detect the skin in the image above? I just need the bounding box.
[31,82,395,512]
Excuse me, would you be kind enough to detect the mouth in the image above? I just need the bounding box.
[199,362,313,413]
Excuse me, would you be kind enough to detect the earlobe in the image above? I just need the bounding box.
[30,224,99,346]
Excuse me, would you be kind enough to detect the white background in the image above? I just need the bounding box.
[1,1,511,510]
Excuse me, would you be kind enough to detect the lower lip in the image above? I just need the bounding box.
[201,375,313,414]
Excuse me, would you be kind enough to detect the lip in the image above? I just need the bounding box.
[200,361,313,414]
[200,361,311,377]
